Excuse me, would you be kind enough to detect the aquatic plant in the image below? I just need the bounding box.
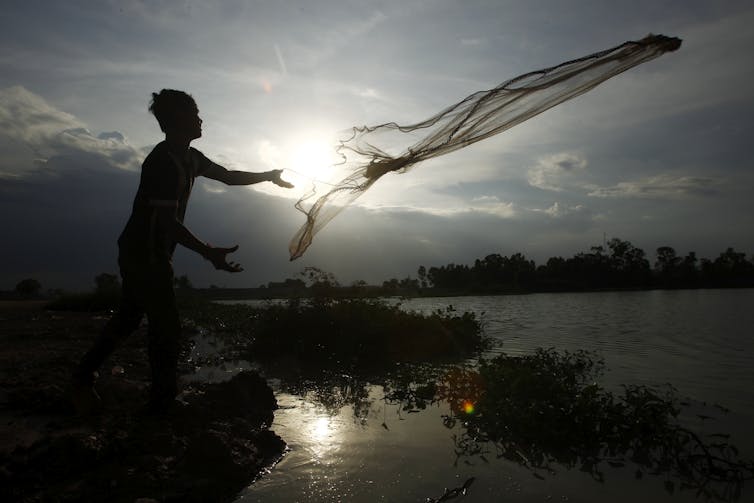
[437,349,754,501]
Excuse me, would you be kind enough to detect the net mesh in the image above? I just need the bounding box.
[289,34,681,260]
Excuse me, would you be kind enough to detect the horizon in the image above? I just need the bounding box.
[6,237,750,293]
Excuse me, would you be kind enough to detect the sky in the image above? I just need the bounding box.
[1,0,753,291]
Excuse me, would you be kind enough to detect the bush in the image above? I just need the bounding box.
[183,298,485,371]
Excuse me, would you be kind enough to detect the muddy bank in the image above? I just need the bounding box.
[0,304,285,502]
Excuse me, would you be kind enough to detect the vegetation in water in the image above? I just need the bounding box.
[183,296,485,372]
[182,291,752,501]
[434,349,754,501]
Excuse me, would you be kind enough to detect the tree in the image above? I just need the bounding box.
[300,267,339,288]
[417,266,428,288]
[536,256,570,290]
[655,246,680,286]
[504,253,536,288]
[712,248,754,285]
[427,263,472,290]
[607,238,651,287]
[655,246,680,273]
[678,252,699,286]
[568,246,611,289]
[15,278,41,297]
[300,267,339,302]
[473,254,505,287]
[399,277,420,291]
[382,278,400,291]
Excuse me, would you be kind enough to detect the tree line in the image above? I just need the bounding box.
[392,238,754,295]
[5,238,754,300]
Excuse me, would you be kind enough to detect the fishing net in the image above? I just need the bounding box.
[289,34,681,260]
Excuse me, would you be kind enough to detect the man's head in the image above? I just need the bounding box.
[149,89,202,140]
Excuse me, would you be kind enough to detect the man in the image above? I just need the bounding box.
[73,89,293,413]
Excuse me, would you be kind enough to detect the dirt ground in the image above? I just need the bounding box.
[0,301,285,502]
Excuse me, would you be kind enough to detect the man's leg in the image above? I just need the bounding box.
[71,264,144,414]
[144,262,181,410]
[73,305,144,386]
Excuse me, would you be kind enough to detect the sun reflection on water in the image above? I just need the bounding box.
[290,401,345,462]
[310,416,332,442]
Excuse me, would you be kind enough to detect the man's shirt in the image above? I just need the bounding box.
[118,141,213,263]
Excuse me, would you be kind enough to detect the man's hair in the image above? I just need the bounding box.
[148,89,196,133]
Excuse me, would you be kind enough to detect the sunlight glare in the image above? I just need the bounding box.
[285,134,340,188]
[311,415,332,441]
[306,414,344,460]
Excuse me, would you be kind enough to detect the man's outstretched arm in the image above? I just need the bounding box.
[203,163,293,188]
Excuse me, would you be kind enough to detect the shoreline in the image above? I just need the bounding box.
[0,303,285,502]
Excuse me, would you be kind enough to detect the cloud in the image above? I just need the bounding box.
[356,191,519,220]
[469,195,516,218]
[587,174,721,199]
[520,202,598,239]
[0,86,80,147]
[0,86,141,175]
[535,202,587,219]
[527,152,587,191]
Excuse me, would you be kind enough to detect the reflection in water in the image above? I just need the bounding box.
[302,410,343,461]
[239,351,753,502]
[437,350,753,501]
[232,290,754,502]
[311,416,331,441]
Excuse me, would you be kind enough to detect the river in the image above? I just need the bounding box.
[223,288,754,502]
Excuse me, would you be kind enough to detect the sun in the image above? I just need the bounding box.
[285,134,340,188]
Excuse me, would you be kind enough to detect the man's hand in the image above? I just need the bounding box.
[269,169,294,189]
[203,244,243,272]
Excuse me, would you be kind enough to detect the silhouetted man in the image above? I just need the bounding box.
[73,89,293,413]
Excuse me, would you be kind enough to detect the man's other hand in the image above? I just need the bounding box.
[204,245,243,272]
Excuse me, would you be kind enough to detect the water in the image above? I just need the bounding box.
[400,289,754,415]
[227,289,754,502]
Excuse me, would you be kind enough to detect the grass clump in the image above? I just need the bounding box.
[254,299,482,365]
[184,297,485,371]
